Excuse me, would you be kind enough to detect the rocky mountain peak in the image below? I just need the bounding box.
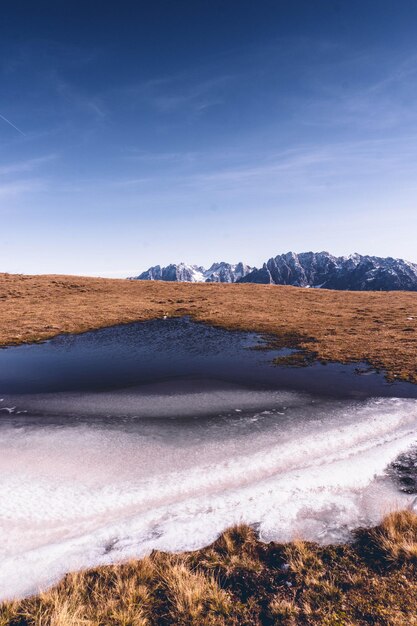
[130,252,417,291]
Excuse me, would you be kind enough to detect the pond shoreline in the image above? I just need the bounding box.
[1,273,416,384]
[2,511,417,624]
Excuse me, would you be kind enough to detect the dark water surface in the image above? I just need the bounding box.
[0,317,415,399]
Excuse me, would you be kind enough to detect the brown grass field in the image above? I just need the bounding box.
[2,511,417,625]
[0,272,416,382]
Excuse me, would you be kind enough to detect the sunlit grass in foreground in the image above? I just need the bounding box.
[2,511,417,625]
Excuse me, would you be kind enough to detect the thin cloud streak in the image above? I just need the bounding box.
[0,154,57,176]
[123,72,237,115]
[106,136,417,195]
[0,178,45,198]
[0,112,25,136]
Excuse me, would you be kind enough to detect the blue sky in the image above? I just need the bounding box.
[1,0,417,276]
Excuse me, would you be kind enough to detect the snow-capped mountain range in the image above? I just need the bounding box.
[130,252,417,291]
[131,261,255,283]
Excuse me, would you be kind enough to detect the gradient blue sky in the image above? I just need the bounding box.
[2,0,417,276]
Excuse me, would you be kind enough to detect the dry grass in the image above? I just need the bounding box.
[0,273,416,382]
[3,512,417,625]
[355,510,417,565]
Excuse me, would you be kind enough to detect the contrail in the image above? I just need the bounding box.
[0,112,25,136]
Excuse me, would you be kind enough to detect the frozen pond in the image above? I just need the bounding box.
[0,317,416,600]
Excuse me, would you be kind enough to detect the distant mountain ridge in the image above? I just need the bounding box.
[130,252,417,291]
[130,261,255,283]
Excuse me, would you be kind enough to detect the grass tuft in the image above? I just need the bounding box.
[356,509,417,566]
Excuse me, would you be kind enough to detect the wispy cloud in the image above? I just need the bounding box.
[0,39,107,136]
[0,154,57,176]
[0,154,56,201]
[301,50,417,132]
[181,137,417,191]
[124,72,236,115]
[108,134,417,194]
[53,76,108,121]
[0,178,45,198]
